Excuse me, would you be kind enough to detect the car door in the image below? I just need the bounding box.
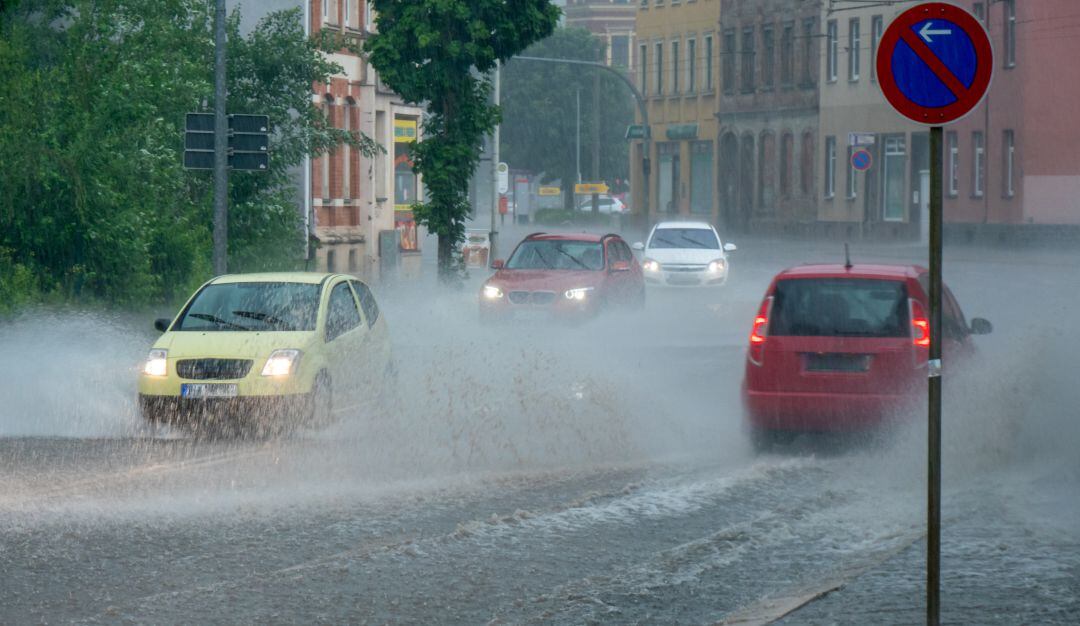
[350,279,391,380]
[322,279,367,412]
[604,238,633,305]
[942,285,975,360]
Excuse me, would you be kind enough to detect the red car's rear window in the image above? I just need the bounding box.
[769,278,909,338]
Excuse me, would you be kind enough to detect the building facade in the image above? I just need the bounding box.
[563,0,638,70]
[817,0,1080,241]
[716,0,823,234]
[816,0,924,240]
[632,0,721,224]
[309,0,424,278]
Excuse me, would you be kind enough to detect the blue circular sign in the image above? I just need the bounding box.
[851,149,872,172]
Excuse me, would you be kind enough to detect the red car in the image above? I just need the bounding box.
[742,263,992,449]
[479,232,645,322]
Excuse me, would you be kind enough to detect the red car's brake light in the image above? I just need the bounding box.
[910,298,930,348]
[748,297,773,365]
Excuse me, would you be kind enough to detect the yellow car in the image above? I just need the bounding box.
[138,272,393,435]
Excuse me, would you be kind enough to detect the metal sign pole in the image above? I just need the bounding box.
[212,0,228,275]
[927,124,944,626]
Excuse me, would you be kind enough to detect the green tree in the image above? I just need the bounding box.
[500,27,635,210]
[0,1,372,310]
[365,0,559,282]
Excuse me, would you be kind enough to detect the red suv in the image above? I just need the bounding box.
[742,263,992,449]
[479,233,645,322]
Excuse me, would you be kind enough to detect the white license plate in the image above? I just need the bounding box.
[181,383,238,399]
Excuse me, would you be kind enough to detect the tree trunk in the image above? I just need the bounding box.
[437,232,455,284]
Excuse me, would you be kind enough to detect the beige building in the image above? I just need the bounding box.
[563,1,638,71]
[817,2,926,240]
[631,0,720,222]
[309,0,425,280]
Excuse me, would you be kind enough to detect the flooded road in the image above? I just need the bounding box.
[2,236,1078,624]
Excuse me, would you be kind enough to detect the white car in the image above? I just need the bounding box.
[632,221,737,287]
[575,194,627,214]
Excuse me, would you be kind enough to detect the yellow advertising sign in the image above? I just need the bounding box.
[393,118,417,143]
[538,186,561,196]
[574,183,609,195]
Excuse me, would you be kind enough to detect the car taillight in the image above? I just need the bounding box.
[748,297,772,365]
[910,299,930,348]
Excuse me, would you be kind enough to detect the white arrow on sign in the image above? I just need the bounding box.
[919,21,953,43]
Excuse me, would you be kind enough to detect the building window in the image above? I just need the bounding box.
[883,136,906,221]
[762,26,775,89]
[343,99,353,199]
[802,19,816,85]
[364,1,373,31]
[639,43,648,95]
[848,18,860,82]
[705,35,714,92]
[825,136,836,198]
[826,20,838,82]
[741,27,755,93]
[687,38,696,94]
[947,131,959,197]
[973,2,985,21]
[800,132,814,196]
[348,248,358,272]
[781,23,794,86]
[723,30,736,94]
[671,40,680,94]
[1003,130,1015,197]
[870,16,883,82]
[326,249,337,273]
[611,35,630,69]
[972,131,984,197]
[846,145,857,198]
[322,97,333,198]
[344,0,350,27]
[1004,0,1016,68]
[323,0,328,19]
[655,41,664,95]
[780,132,793,197]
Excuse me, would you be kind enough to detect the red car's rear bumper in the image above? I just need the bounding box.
[743,389,915,432]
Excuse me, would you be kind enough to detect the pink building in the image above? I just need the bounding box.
[946,0,1080,229]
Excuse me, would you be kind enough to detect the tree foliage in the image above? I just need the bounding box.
[365,0,559,281]
[500,28,635,210]
[0,0,371,311]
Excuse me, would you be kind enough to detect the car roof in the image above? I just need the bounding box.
[210,272,340,285]
[653,221,714,230]
[525,232,614,243]
[776,263,928,281]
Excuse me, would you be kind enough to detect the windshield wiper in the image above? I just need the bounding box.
[677,234,710,249]
[555,247,589,269]
[188,313,250,331]
[232,310,295,330]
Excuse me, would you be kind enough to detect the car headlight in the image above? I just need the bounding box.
[482,285,504,299]
[708,259,727,273]
[642,259,660,272]
[564,287,594,301]
[261,349,302,377]
[143,349,168,377]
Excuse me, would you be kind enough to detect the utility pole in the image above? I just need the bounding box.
[591,66,600,213]
[212,0,228,275]
[575,86,582,184]
[490,63,500,263]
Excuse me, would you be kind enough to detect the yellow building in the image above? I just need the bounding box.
[632,0,720,222]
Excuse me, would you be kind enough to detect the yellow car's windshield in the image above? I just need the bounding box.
[176,282,320,332]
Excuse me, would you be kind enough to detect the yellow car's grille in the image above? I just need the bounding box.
[176,358,253,380]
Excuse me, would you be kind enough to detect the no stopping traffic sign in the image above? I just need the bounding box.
[876,3,993,125]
